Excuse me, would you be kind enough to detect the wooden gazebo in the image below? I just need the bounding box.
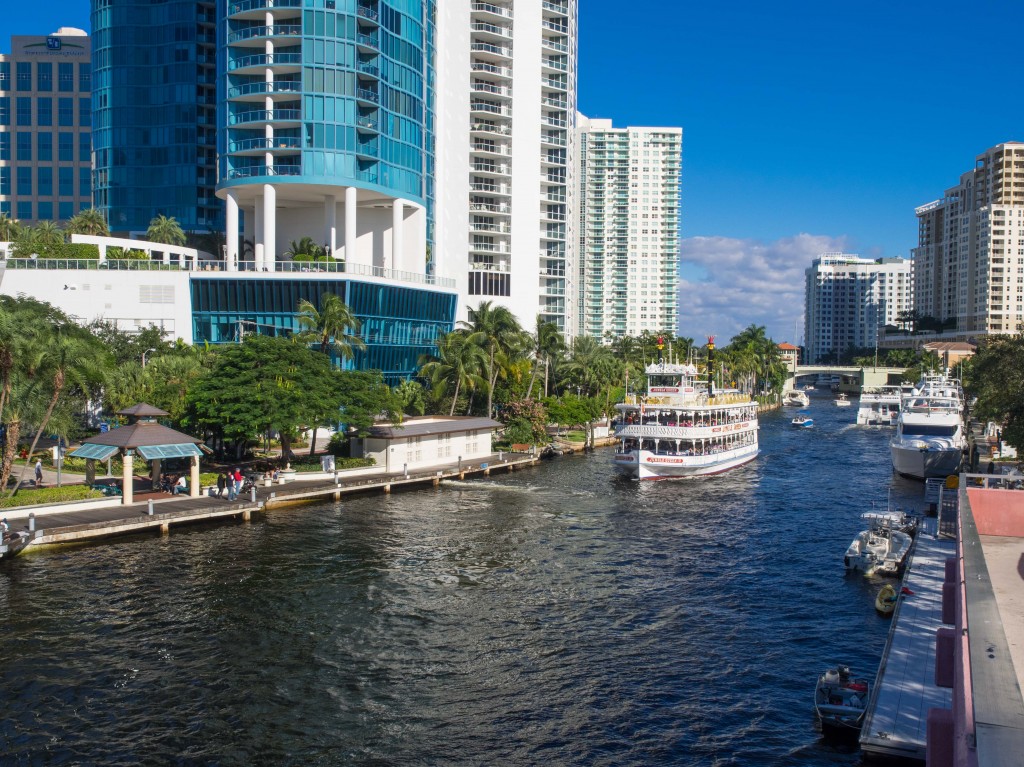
[69,404,206,505]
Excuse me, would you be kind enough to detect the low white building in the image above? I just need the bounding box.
[352,416,502,473]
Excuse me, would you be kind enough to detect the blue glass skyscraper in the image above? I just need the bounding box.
[91,0,222,234]
[216,0,434,275]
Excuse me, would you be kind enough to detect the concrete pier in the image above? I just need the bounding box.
[0,453,539,558]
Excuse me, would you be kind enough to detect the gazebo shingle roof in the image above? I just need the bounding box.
[83,421,203,449]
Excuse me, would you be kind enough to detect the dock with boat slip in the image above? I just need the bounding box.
[0,452,539,556]
[860,516,956,759]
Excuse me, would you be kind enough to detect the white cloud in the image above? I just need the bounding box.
[677,233,848,345]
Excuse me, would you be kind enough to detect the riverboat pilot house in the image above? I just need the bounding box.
[351,417,502,474]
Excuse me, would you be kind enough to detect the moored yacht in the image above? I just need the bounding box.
[890,375,966,479]
[856,385,908,426]
[612,358,759,480]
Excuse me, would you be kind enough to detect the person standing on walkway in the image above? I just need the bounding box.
[216,473,227,498]
[35,458,43,486]
[228,468,241,501]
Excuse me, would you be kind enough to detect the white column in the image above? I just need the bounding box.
[263,184,276,271]
[391,198,404,274]
[122,451,134,506]
[345,185,358,265]
[225,192,239,271]
[325,195,338,257]
[253,196,264,272]
[190,455,200,498]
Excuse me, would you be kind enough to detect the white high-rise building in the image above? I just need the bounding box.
[434,0,579,334]
[804,253,913,363]
[577,117,681,340]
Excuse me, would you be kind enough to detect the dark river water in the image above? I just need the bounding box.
[0,397,926,766]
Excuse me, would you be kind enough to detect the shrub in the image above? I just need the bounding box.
[0,485,105,509]
[66,243,100,259]
[291,253,314,262]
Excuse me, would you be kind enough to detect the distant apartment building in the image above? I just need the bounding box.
[434,0,580,333]
[0,28,92,224]
[804,253,913,363]
[577,117,681,340]
[91,0,221,235]
[913,141,1024,337]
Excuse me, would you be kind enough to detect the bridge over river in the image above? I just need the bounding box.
[787,365,907,392]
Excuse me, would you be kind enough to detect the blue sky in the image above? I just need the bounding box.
[10,1,1023,342]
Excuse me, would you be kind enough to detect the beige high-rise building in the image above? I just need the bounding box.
[914,141,1024,336]
[0,28,92,225]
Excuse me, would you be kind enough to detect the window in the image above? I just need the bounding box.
[37,96,52,126]
[58,132,73,161]
[78,63,90,91]
[79,98,90,127]
[16,62,31,91]
[0,62,9,91]
[0,97,8,125]
[37,62,53,92]
[37,201,53,220]
[59,166,73,196]
[0,133,7,161]
[16,97,31,126]
[16,132,31,161]
[79,166,90,197]
[0,167,9,195]
[58,63,74,92]
[58,98,73,126]
[79,132,90,162]
[59,201,73,221]
[16,167,32,196]
[16,201,32,220]
[38,132,52,161]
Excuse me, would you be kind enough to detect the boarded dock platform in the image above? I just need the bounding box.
[860,517,956,759]
[0,452,539,558]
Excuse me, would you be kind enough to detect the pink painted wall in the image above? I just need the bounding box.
[965,488,1024,537]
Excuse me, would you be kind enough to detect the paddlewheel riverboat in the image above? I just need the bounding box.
[612,350,759,480]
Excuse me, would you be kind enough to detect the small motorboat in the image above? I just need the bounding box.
[791,417,814,429]
[815,665,870,735]
[784,390,810,407]
[834,393,852,407]
[844,514,914,576]
[875,583,898,615]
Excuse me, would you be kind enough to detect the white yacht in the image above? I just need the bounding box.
[890,375,966,479]
[612,362,759,479]
[783,389,810,407]
[856,385,907,426]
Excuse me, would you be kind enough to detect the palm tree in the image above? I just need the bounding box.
[394,379,426,416]
[419,331,488,416]
[66,208,110,236]
[562,336,613,397]
[0,212,20,241]
[459,301,525,418]
[146,214,187,246]
[10,330,108,496]
[285,236,324,259]
[296,293,366,360]
[33,221,66,252]
[526,316,564,399]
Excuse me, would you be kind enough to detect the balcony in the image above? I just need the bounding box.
[228,24,301,45]
[472,162,510,177]
[471,82,512,98]
[356,33,379,51]
[541,57,568,73]
[357,5,379,24]
[470,101,510,117]
[229,108,301,126]
[229,52,301,73]
[469,201,510,215]
[229,136,301,153]
[470,182,510,196]
[228,0,301,19]
[227,80,302,100]
[470,121,511,136]
[542,37,569,53]
[471,142,510,156]
[471,61,512,79]
[542,0,569,17]
[471,21,513,41]
[356,87,380,104]
[469,241,511,254]
[227,163,302,179]
[471,42,512,60]
[356,115,378,132]
[471,2,512,19]
[469,221,510,234]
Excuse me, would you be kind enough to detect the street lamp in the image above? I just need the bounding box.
[141,348,157,367]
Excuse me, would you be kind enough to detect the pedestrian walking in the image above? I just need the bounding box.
[216,472,227,498]
[229,468,241,501]
[35,459,43,486]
